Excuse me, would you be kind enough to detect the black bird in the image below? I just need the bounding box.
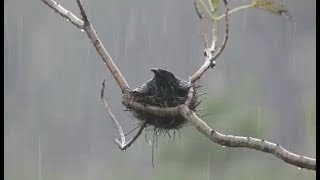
[131,68,198,130]
[133,68,191,100]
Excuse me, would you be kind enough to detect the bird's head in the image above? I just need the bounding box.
[151,68,175,77]
[151,68,177,82]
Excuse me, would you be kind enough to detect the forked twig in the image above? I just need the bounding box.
[194,0,209,48]
[191,0,229,83]
[41,0,84,28]
[42,0,130,92]
[75,0,88,23]
[101,80,146,151]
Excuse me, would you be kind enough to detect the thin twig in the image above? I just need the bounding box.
[194,0,204,19]
[191,0,229,83]
[101,80,146,151]
[198,0,212,17]
[216,3,254,21]
[152,128,156,168]
[210,0,229,63]
[118,120,146,151]
[124,124,143,137]
[41,0,84,28]
[194,0,209,48]
[75,0,88,23]
[199,112,211,118]
[197,92,207,96]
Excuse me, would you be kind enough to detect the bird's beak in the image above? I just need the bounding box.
[151,68,160,74]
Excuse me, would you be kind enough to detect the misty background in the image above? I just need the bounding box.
[4,0,316,180]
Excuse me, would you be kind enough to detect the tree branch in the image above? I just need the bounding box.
[191,0,229,83]
[42,0,316,171]
[41,0,130,92]
[101,80,146,151]
[122,95,316,170]
[216,3,254,21]
[194,0,209,48]
[179,105,316,170]
[41,0,84,28]
[75,0,88,23]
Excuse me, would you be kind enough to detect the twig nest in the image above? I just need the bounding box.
[125,86,199,131]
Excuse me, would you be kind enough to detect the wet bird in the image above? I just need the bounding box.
[133,68,191,100]
[131,68,198,130]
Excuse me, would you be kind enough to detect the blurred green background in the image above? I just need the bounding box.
[4,0,315,179]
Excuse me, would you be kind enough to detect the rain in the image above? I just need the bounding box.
[4,0,316,180]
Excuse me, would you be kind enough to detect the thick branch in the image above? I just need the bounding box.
[42,0,130,92]
[122,96,316,170]
[179,105,316,170]
[83,23,130,92]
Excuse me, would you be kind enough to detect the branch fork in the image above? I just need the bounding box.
[101,80,147,151]
[41,0,316,170]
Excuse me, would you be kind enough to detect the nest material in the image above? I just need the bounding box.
[126,86,199,130]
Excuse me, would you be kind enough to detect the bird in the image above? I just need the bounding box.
[131,68,197,130]
[133,68,191,101]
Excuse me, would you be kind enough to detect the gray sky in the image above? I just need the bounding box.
[4,0,316,179]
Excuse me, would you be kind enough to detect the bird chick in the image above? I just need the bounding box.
[134,68,190,100]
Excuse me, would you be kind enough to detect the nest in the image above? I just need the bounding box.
[125,86,200,131]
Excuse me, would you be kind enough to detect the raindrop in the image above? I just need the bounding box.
[163,14,167,33]
[123,149,126,152]
[17,16,23,67]
[81,29,84,32]
[4,3,11,63]
[257,106,261,137]
[37,136,42,180]
[4,4,8,40]
[147,31,151,49]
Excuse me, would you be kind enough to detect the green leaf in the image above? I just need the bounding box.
[252,0,290,19]
[210,0,219,15]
